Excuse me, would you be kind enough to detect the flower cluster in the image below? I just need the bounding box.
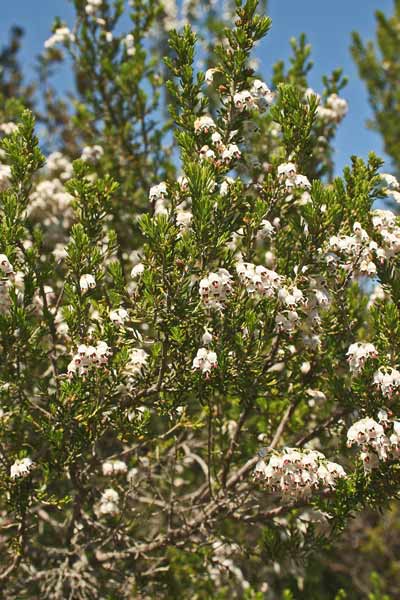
[131,262,145,279]
[10,457,34,480]
[236,261,281,297]
[254,448,346,499]
[110,307,129,326]
[233,80,274,113]
[327,222,379,275]
[122,33,135,55]
[316,93,348,123]
[274,284,308,333]
[96,488,119,517]
[86,0,102,16]
[80,273,96,293]
[0,254,15,314]
[372,209,400,258]
[125,348,148,376]
[176,208,193,234]
[0,164,11,191]
[29,178,74,233]
[46,151,73,180]
[277,286,305,309]
[199,269,233,309]
[0,122,18,136]
[373,367,400,397]
[327,215,400,276]
[199,140,241,165]
[0,254,14,277]
[102,459,128,477]
[194,116,216,134]
[347,412,400,472]
[346,342,377,373]
[380,173,400,203]
[193,115,243,165]
[277,162,311,191]
[261,275,331,336]
[192,347,218,375]
[67,342,111,378]
[149,181,168,215]
[81,145,104,163]
[44,26,75,49]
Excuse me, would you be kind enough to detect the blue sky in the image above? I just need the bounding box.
[0,0,394,174]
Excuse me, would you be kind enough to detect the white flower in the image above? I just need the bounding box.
[80,273,96,293]
[46,151,73,180]
[81,145,104,163]
[258,219,275,238]
[10,457,34,480]
[326,93,348,120]
[205,68,218,85]
[202,329,213,345]
[250,79,274,111]
[149,182,168,213]
[0,122,18,135]
[102,459,128,476]
[0,254,14,276]
[234,90,255,112]
[220,177,235,197]
[316,94,348,123]
[368,284,385,309]
[278,162,297,178]
[176,209,192,232]
[199,268,233,309]
[127,467,139,484]
[293,174,311,189]
[110,307,129,326]
[29,180,73,224]
[301,361,311,374]
[123,33,135,56]
[85,0,102,15]
[126,348,148,375]
[177,175,189,191]
[380,173,400,191]
[44,27,75,48]
[97,488,119,516]
[192,347,217,374]
[211,131,223,147]
[275,312,294,333]
[373,366,400,396]
[360,450,380,472]
[67,341,111,379]
[194,115,216,134]
[0,164,11,191]
[221,144,241,162]
[347,417,384,446]
[96,341,111,364]
[347,413,400,472]
[236,262,281,297]
[199,145,216,161]
[304,87,321,103]
[278,286,304,308]
[346,342,377,373]
[131,262,144,278]
[371,209,400,259]
[254,448,345,499]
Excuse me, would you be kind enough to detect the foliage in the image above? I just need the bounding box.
[0,1,398,598]
[352,0,400,177]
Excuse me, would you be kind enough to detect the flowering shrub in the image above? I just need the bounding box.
[0,0,400,598]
